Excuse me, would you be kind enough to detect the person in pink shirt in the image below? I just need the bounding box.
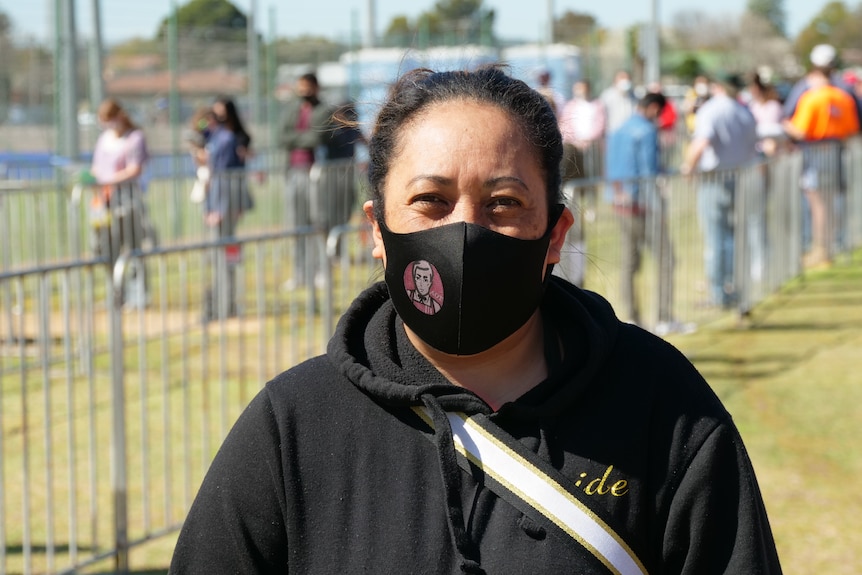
[559,80,606,182]
[747,73,785,156]
[89,98,153,308]
[556,80,606,287]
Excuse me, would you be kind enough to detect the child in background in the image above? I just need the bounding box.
[185,107,216,203]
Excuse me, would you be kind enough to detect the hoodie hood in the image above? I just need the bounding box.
[326,275,620,418]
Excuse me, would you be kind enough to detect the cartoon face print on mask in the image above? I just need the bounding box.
[404,260,443,315]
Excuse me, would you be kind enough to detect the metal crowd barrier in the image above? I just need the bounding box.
[2,138,862,573]
[559,139,862,334]
[0,180,76,273]
[0,223,381,575]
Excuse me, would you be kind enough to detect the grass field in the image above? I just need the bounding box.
[667,250,862,574]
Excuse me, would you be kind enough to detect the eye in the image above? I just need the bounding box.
[489,196,521,207]
[411,193,446,205]
[488,196,523,213]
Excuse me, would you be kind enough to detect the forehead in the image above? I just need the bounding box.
[397,99,527,152]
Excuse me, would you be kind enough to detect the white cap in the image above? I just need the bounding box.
[810,44,837,67]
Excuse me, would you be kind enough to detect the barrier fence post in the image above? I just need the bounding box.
[110,256,130,573]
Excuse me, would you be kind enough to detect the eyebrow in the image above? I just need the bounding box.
[405,174,530,191]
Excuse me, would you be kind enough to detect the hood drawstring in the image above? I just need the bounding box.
[421,394,486,575]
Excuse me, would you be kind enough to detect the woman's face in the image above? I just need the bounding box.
[365,99,572,267]
[212,102,227,122]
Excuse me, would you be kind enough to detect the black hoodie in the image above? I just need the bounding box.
[170,278,782,574]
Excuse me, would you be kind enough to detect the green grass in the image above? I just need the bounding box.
[666,251,862,574]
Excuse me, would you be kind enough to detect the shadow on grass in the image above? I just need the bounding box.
[690,352,813,400]
[90,570,167,575]
[740,321,854,332]
[5,543,98,555]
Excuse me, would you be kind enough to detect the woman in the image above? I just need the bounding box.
[170,68,781,573]
[89,98,152,308]
[199,96,254,320]
[747,73,785,156]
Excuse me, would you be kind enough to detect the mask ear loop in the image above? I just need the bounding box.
[542,203,566,279]
[546,203,566,236]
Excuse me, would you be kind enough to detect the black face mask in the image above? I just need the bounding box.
[379,205,564,356]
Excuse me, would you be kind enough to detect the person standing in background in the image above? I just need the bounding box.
[783,44,862,125]
[681,74,758,310]
[784,65,860,269]
[555,79,606,286]
[89,98,153,309]
[681,75,711,134]
[600,70,637,135]
[278,72,336,289]
[606,92,684,334]
[535,68,566,117]
[199,96,254,321]
[559,79,606,181]
[747,73,785,156]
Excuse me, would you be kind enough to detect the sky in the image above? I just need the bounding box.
[0,0,832,45]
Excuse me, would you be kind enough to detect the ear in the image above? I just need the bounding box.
[545,206,575,266]
[363,200,387,263]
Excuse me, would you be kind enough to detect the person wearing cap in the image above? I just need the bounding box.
[783,44,862,124]
[680,74,758,310]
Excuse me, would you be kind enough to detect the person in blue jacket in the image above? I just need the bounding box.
[606,92,679,333]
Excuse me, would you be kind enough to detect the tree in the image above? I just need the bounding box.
[384,15,413,45]
[794,1,862,65]
[553,11,597,45]
[0,10,10,35]
[434,0,483,21]
[0,9,10,123]
[381,0,495,47]
[273,36,348,65]
[674,55,704,81]
[156,0,248,41]
[746,0,786,36]
[670,10,739,51]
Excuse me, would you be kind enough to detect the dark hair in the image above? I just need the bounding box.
[299,72,319,86]
[98,98,138,132]
[368,66,563,223]
[639,92,667,112]
[750,72,780,102]
[214,95,251,149]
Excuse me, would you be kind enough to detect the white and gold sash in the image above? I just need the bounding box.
[415,407,648,575]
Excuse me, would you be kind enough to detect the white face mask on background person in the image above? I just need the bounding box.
[695,82,709,97]
[616,79,632,92]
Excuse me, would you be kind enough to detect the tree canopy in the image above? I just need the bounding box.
[382,0,495,47]
[156,0,248,40]
[553,11,597,45]
[746,0,786,36]
[794,1,862,65]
